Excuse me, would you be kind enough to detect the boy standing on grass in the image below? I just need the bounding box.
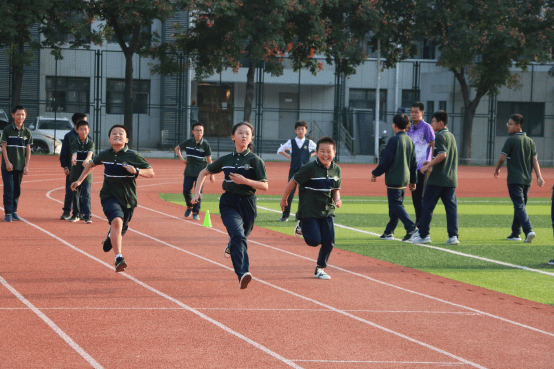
[411,110,460,245]
[69,120,94,224]
[175,122,214,220]
[60,113,87,220]
[1,105,32,222]
[280,137,342,280]
[371,114,418,242]
[277,120,316,222]
[494,114,544,243]
[71,125,154,272]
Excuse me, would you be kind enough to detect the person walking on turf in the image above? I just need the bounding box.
[1,105,32,222]
[277,120,316,222]
[494,114,544,243]
[192,122,268,290]
[71,124,154,272]
[407,102,435,227]
[280,137,342,280]
[175,121,214,220]
[371,114,418,242]
[411,110,460,245]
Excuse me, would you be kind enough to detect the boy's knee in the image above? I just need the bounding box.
[304,239,321,247]
[111,217,124,229]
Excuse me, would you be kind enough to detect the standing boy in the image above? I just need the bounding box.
[175,122,213,220]
[371,114,418,241]
[71,125,154,272]
[1,105,32,222]
[494,114,544,243]
[411,110,460,245]
[69,120,94,224]
[280,137,342,280]
[407,102,435,227]
[277,120,316,222]
[60,112,87,220]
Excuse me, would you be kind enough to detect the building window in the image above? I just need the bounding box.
[401,89,420,109]
[496,102,544,137]
[439,101,447,111]
[413,39,437,59]
[349,89,388,120]
[106,79,150,115]
[426,101,435,123]
[197,83,234,137]
[45,77,90,113]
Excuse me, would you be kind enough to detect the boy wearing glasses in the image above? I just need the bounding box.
[175,122,214,220]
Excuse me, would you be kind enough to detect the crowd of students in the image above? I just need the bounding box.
[2,103,553,290]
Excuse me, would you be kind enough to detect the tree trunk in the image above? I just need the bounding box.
[124,51,134,147]
[243,61,256,122]
[11,42,25,111]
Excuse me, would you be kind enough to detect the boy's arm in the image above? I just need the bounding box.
[229,173,268,191]
[191,168,210,204]
[2,142,12,171]
[71,153,77,167]
[421,153,446,174]
[372,136,397,179]
[332,189,342,208]
[207,155,215,183]
[71,161,96,190]
[280,179,297,210]
[493,154,507,178]
[175,145,187,163]
[24,145,31,175]
[84,151,93,166]
[277,140,292,159]
[532,157,545,187]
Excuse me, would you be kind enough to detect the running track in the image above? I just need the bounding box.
[1,156,553,368]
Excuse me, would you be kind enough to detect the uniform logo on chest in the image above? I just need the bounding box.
[244,164,251,170]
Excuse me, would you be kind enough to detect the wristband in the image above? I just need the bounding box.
[135,168,140,178]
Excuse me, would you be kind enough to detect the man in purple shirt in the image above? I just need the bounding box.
[407,101,435,228]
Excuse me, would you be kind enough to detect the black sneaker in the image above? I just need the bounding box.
[184,208,192,218]
[380,233,394,240]
[11,212,21,221]
[280,217,288,222]
[84,216,92,224]
[548,259,554,266]
[68,215,80,222]
[103,229,112,253]
[402,228,418,242]
[115,257,127,272]
[506,234,521,241]
[60,211,71,220]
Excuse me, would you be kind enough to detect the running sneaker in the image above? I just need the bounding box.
[239,272,252,289]
[84,216,92,224]
[548,259,554,266]
[103,229,112,253]
[445,236,460,245]
[224,244,231,258]
[192,213,200,220]
[60,211,71,220]
[115,256,127,273]
[506,234,522,241]
[314,267,331,280]
[68,215,80,222]
[280,217,288,222]
[4,213,12,222]
[294,221,302,237]
[524,231,536,243]
[11,212,21,221]
[184,208,192,218]
[380,233,394,240]
[402,228,418,242]
[411,235,431,244]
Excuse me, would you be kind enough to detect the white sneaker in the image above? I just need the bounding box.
[445,236,460,245]
[411,235,431,244]
[294,221,302,238]
[524,231,536,243]
[314,267,331,280]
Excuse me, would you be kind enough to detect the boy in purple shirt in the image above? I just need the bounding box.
[407,102,435,228]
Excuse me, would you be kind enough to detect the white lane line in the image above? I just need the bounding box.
[292,360,465,365]
[0,275,103,369]
[257,205,554,277]
[137,203,554,339]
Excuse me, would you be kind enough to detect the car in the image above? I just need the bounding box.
[0,109,8,131]
[28,116,72,154]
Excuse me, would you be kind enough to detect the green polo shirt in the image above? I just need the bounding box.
[92,146,151,208]
[206,148,267,197]
[501,132,537,186]
[179,137,212,177]
[427,128,458,188]
[69,136,95,183]
[293,159,341,219]
[1,124,33,171]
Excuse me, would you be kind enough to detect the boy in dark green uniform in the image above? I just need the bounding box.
[371,114,418,242]
[175,122,213,220]
[280,137,342,280]
[411,110,460,245]
[494,114,544,243]
[69,120,95,223]
[1,105,32,222]
[71,124,154,272]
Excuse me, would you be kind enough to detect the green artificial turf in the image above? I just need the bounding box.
[160,193,554,306]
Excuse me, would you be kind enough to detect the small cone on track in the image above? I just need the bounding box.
[203,210,212,227]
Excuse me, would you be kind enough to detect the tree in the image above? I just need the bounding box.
[153,0,386,124]
[414,0,554,162]
[86,0,185,145]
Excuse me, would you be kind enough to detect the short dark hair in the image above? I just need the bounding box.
[432,110,449,126]
[231,121,254,136]
[316,136,336,152]
[108,124,128,138]
[76,120,89,129]
[12,105,26,114]
[71,112,87,125]
[393,114,410,130]
[191,121,203,130]
[295,120,308,129]
[411,101,424,112]
[510,114,524,127]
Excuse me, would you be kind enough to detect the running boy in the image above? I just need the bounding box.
[277,120,316,221]
[192,122,268,290]
[280,137,342,280]
[494,114,544,243]
[71,124,154,272]
[69,120,94,224]
[371,114,418,242]
[175,121,214,220]
[60,112,87,220]
[411,110,460,245]
[1,105,32,222]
